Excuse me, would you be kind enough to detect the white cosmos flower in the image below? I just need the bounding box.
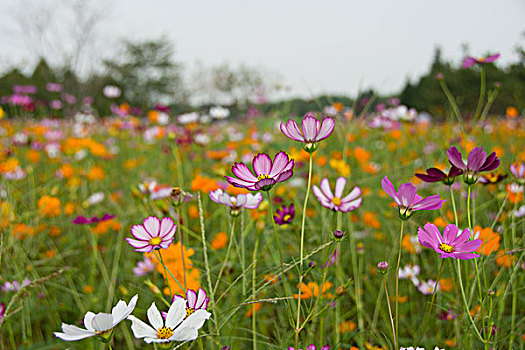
[54,295,138,341]
[128,299,211,343]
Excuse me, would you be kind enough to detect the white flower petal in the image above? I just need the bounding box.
[54,324,96,341]
[165,298,186,329]
[83,311,96,331]
[147,302,163,330]
[112,294,138,326]
[91,313,113,332]
[127,315,157,339]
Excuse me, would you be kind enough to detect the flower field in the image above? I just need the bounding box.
[1,80,525,349]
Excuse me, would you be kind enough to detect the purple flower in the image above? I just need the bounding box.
[125,216,176,252]
[72,214,116,225]
[312,177,362,212]
[273,203,295,225]
[162,288,209,319]
[324,248,339,268]
[447,146,500,184]
[209,189,262,216]
[280,114,335,152]
[289,345,329,350]
[418,223,482,260]
[438,309,457,321]
[0,302,4,323]
[418,279,440,295]
[226,151,294,191]
[46,83,63,92]
[381,176,445,219]
[510,162,524,184]
[415,166,462,185]
[478,173,507,185]
[132,256,155,276]
[462,54,500,68]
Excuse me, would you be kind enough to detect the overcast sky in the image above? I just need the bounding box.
[2,0,524,98]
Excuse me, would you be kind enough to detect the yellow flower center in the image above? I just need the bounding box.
[283,214,291,222]
[257,174,270,181]
[332,197,342,206]
[186,307,195,318]
[439,243,455,253]
[156,326,173,339]
[149,237,162,246]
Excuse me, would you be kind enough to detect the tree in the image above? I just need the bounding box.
[104,37,186,108]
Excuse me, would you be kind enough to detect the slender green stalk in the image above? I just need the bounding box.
[456,259,485,342]
[349,224,364,347]
[509,198,519,348]
[266,191,294,322]
[438,79,466,135]
[474,67,486,120]
[449,185,459,226]
[383,276,396,348]
[251,234,260,350]
[394,220,405,350]
[417,259,444,343]
[157,250,172,297]
[197,192,220,344]
[295,153,314,348]
[176,207,187,291]
[213,217,236,295]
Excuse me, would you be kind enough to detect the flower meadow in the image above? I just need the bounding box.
[0,66,525,350]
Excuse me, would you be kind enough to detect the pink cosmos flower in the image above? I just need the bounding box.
[126,216,176,252]
[209,189,262,216]
[226,151,294,191]
[72,214,116,225]
[313,177,362,212]
[417,223,482,260]
[447,146,500,184]
[132,256,155,276]
[510,162,524,184]
[280,114,335,152]
[162,288,209,319]
[462,54,500,68]
[381,176,445,220]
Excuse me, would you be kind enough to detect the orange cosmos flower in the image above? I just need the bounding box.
[38,196,61,217]
[473,225,500,255]
[293,281,334,299]
[210,232,228,250]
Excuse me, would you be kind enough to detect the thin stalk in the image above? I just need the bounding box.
[266,191,294,322]
[438,79,466,135]
[251,234,260,350]
[417,259,445,343]
[295,153,314,348]
[213,217,236,295]
[509,198,519,348]
[157,250,172,297]
[350,224,364,347]
[474,67,486,120]
[383,276,396,348]
[449,185,459,226]
[456,259,485,342]
[394,220,405,350]
[176,207,187,291]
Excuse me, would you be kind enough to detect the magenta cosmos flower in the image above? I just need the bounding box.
[72,213,115,225]
[313,177,362,212]
[126,216,176,252]
[225,151,294,191]
[273,203,295,225]
[280,114,335,152]
[462,53,500,68]
[209,189,262,216]
[382,176,445,220]
[415,166,462,186]
[418,223,482,260]
[446,146,500,185]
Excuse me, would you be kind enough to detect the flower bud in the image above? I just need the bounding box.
[333,229,345,241]
[377,261,389,274]
[336,285,347,296]
[436,73,444,80]
[308,261,316,269]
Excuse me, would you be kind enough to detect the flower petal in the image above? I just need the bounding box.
[147,302,163,330]
[143,216,160,237]
[127,315,157,339]
[166,298,186,329]
[316,117,335,141]
[252,153,272,176]
[334,177,347,198]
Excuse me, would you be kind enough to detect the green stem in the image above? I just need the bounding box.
[350,223,364,348]
[176,207,187,291]
[509,198,519,348]
[449,185,459,226]
[252,234,260,350]
[438,79,466,136]
[266,191,294,322]
[394,220,405,350]
[456,259,485,342]
[474,67,486,120]
[383,276,396,348]
[417,259,445,344]
[157,250,172,297]
[295,153,314,348]
[213,217,236,295]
